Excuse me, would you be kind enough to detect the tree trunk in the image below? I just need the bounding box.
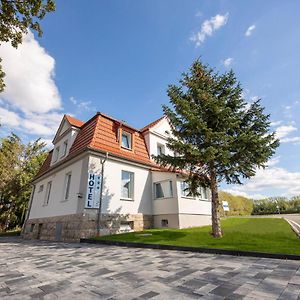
[210,164,222,238]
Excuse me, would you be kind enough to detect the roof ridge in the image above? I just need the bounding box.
[140,115,165,132]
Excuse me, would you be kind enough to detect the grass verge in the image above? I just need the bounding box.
[93,218,300,255]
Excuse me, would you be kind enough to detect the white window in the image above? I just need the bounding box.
[61,140,68,157]
[54,146,60,162]
[64,172,72,200]
[154,181,173,199]
[181,181,193,198]
[121,131,132,149]
[121,171,134,199]
[157,143,165,155]
[44,181,52,205]
[200,187,209,200]
[38,185,44,193]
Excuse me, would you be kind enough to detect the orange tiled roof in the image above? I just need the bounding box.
[65,115,85,128]
[34,112,162,180]
[34,150,53,179]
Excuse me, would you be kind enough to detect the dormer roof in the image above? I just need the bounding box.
[35,112,168,181]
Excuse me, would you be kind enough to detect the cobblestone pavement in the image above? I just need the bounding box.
[0,237,300,299]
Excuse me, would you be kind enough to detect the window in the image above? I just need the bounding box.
[161,219,168,227]
[200,187,209,200]
[154,181,173,199]
[30,224,35,233]
[121,171,134,199]
[54,146,60,162]
[44,181,52,205]
[181,181,193,198]
[120,221,134,233]
[64,173,72,200]
[121,131,132,149]
[38,185,44,193]
[157,143,165,155]
[61,140,68,157]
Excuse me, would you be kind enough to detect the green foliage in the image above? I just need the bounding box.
[153,59,279,237]
[0,0,55,91]
[0,134,47,231]
[95,218,300,255]
[252,196,300,215]
[219,191,253,216]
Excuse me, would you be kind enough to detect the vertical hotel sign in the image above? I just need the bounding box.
[85,173,101,208]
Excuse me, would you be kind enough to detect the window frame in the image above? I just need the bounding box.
[157,143,165,156]
[180,181,195,199]
[154,180,173,199]
[121,170,134,200]
[38,185,44,193]
[44,181,52,206]
[53,146,60,162]
[61,140,68,158]
[121,130,132,150]
[63,172,72,201]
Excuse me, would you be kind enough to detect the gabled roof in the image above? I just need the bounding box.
[52,114,85,144]
[140,116,165,132]
[65,115,85,128]
[34,112,161,181]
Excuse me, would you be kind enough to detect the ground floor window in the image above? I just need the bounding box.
[154,181,173,199]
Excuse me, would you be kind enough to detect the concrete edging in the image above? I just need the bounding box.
[80,238,300,261]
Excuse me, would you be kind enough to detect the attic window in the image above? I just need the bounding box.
[121,131,132,150]
[53,146,60,162]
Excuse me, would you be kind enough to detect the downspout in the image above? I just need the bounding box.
[21,184,35,236]
[96,152,108,236]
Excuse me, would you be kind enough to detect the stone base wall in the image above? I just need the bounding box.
[23,213,153,242]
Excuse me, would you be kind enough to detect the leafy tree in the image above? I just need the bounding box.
[0,0,55,91]
[219,191,253,216]
[0,134,47,230]
[154,60,279,237]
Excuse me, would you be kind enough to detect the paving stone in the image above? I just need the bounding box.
[0,236,300,299]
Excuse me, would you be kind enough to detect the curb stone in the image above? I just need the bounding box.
[80,238,300,261]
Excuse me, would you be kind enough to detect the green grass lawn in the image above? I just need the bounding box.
[94,218,300,255]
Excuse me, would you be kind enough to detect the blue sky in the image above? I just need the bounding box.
[0,0,300,199]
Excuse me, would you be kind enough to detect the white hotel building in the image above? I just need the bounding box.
[23,112,211,242]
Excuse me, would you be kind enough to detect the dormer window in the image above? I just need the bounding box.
[121,131,132,150]
[61,140,68,158]
[53,146,60,162]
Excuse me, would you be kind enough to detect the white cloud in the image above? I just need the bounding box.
[0,107,20,127]
[245,25,256,37]
[70,96,93,111]
[0,31,61,114]
[225,164,300,199]
[275,125,297,139]
[270,120,282,127]
[280,136,300,144]
[0,106,63,137]
[190,13,229,47]
[222,57,234,67]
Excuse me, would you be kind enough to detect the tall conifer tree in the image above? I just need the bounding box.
[154,60,279,237]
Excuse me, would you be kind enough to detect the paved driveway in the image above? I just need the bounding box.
[0,237,299,300]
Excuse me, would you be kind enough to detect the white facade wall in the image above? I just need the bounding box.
[87,156,153,215]
[152,171,179,215]
[177,181,211,215]
[143,118,174,158]
[29,159,83,219]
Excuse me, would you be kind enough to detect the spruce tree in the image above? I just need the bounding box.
[154,60,279,237]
